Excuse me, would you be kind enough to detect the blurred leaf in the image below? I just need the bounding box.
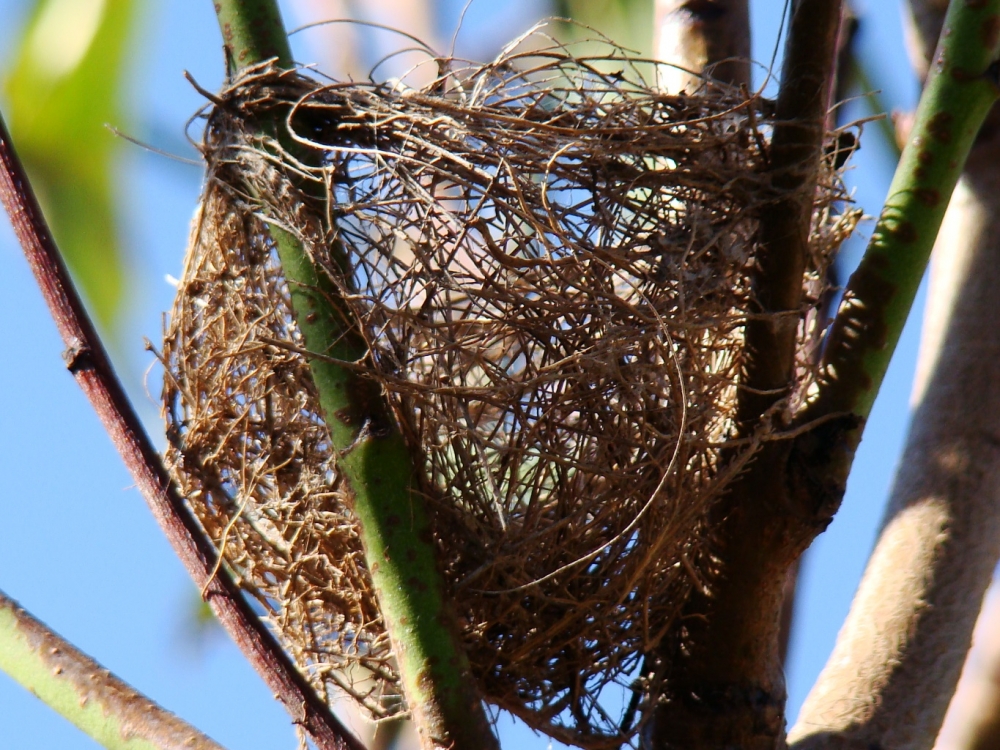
[180,590,223,653]
[5,0,137,329]
[555,0,654,56]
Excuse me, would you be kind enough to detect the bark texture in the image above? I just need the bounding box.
[790,126,1000,750]
[0,110,365,750]
[0,591,225,750]
[647,2,841,748]
[936,589,1000,750]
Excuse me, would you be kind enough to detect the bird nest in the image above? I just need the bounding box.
[161,32,854,749]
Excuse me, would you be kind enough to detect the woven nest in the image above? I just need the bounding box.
[161,30,856,749]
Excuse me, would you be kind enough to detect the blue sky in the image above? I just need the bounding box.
[0,1,926,748]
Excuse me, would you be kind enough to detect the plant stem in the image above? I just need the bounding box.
[211,3,497,748]
[787,1,1000,744]
[653,0,750,92]
[802,0,1000,428]
[737,0,844,430]
[214,0,292,73]
[268,223,497,750]
[0,111,365,750]
[0,590,225,750]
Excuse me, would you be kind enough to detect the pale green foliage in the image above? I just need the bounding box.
[5,0,136,328]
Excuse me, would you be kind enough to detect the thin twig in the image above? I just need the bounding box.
[0,110,366,750]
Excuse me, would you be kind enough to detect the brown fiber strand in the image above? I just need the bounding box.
[160,29,857,749]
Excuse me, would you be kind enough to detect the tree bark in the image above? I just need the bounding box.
[646,2,841,748]
[0,109,366,750]
[0,590,226,750]
[790,120,1000,750]
[935,588,1000,750]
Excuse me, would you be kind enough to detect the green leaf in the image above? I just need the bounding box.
[5,0,137,329]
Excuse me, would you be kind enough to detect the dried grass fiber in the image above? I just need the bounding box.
[161,32,852,748]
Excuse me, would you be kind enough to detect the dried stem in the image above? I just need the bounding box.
[0,110,365,750]
[0,589,225,750]
[210,3,497,748]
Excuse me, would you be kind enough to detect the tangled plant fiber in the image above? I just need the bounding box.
[162,30,853,748]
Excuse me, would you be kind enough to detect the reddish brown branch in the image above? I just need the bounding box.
[646,4,845,748]
[0,111,366,750]
[738,0,844,429]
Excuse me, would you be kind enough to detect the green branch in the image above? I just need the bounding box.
[0,107,362,750]
[804,0,1000,427]
[0,590,225,750]
[210,3,497,748]
[214,0,292,73]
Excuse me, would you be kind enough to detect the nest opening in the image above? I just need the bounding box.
[161,29,856,749]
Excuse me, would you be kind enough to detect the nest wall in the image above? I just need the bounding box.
[161,38,854,748]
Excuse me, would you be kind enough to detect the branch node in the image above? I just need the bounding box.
[63,343,94,375]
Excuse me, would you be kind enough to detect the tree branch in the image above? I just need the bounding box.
[645,3,843,749]
[0,111,365,750]
[210,3,497,748]
[648,14,848,732]
[936,587,1000,750]
[791,126,1000,750]
[214,0,291,73]
[739,0,843,430]
[0,589,225,750]
[654,0,750,92]
[789,0,1000,745]
[777,3,860,667]
[800,0,1000,430]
